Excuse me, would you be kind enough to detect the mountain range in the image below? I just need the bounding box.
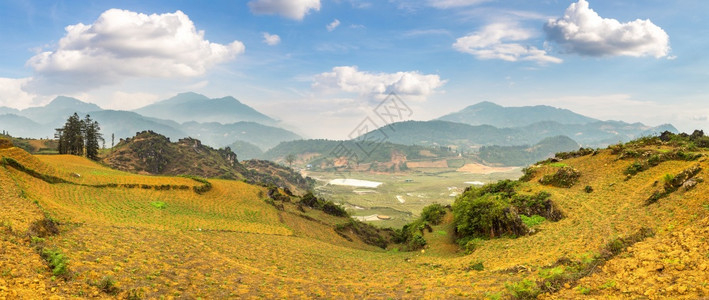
[0,93,300,150]
[438,101,598,128]
[0,94,677,165]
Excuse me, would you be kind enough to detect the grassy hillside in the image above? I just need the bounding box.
[1,131,709,299]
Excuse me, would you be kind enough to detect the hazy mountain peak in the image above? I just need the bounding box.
[46,96,102,111]
[134,92,276,125]
[439,101,598,128]
[466,101,501,109]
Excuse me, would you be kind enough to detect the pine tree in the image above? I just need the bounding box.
[55,113,102,160]
[83,114,102,161]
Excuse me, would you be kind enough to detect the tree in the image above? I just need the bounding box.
[55,113,102,160]
[285,154,296,167]
[83,114,102,161]
[58,113,84,156]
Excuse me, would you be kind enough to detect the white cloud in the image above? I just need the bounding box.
[453,23,562,64]
[262,32,281,45]
[105,91,161,110]
[427,0,490,9]
[0,77,38,109]
[312,66,446,101]
[327,19,341,32]
[248,0,321,20]
[25,9,245,94]
[545,0,670,58]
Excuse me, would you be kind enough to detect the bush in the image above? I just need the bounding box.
[539,166,581,188]
[321,201,348,217]
[41,248,68,276]
[469,261,484,271]
[624,161,646,175]
[453,193,526,239]
[27,217,60,238]
[519,166,537,182]
[420,203,446,225]
[505,279,540,299]
[97,275,119,294]
[584,185,593,193]
[300,192,320,208]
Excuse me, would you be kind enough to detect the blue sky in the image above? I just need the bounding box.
[0,0,707,139]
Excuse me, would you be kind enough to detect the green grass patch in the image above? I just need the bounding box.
[150,201,167,209]
[520,215,546,228]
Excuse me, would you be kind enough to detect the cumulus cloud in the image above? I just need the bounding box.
[25,9,245,93]
[263,32,281,45]
[312,66,446,101]
[0,77,37,109]
[453,23,562,64]
[327,19,341,32]
[545,0,670,58]
[427,0,490,9]
[248,0,320,20]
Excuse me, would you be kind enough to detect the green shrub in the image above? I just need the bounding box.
[539,166,580,188]
[41,248,68,276]
[97,275,119,294]
[321,201,348,217]
[469,261,484,271]
[624,161,645,175]
[584,185,593,193]
[519,166,537,182]
[505,279,540,299]
[420,203,446,225]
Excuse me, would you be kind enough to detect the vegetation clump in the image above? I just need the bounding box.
[646,164,703,204]
[298,192,348,217]
[420,203,446,225]
[539,166,581,188]
[27,217,60,238]
[452,180,562,246]
[391,203,449,251]
[41,248,69,277]
[554,147,596,160]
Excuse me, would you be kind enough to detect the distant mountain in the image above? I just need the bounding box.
[518,121,678,147]
[19,96,103,125]
[371,120,524,148]
[0,114,46,138]
[263,139,454,167]
[228,140,264,161]
[438,101,598,128]
[181,121,301,150]
[364,120,677,150]
[0,107,19,115]
[478,135,580,166]
[89,110,188,142]
[0,94,302,151]
[134,92,276,125]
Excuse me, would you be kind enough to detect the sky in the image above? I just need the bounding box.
[0,0,707,139]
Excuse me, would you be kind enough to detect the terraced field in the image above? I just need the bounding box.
[1,140,709,299]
